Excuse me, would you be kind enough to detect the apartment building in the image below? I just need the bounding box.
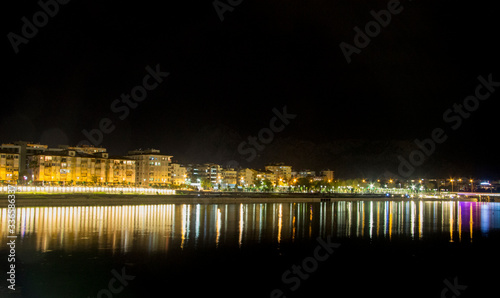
[293,169,334,182]
[220,168,237,188]
[0,150,20,183]
[171,163,187,185]
[29,149,103,185]
[254,170,276,185]
[265,163,292,184]
[293,169,316,178]
[187,163,222,187]
[106,155,136,185]
[28,149,135,186]
[321,170,334,182]
[126,149,172,187]
[0,141,49,180]
[238,168,254,187]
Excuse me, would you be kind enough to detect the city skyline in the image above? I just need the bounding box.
[3,1,500,180]
[1,141,499,191]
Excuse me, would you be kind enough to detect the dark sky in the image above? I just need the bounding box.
[3,0,500,178]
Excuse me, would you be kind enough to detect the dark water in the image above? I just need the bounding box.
[1,200,500,297]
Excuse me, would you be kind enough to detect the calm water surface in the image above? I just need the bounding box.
[2,201,499,252]
[1,200,499,297]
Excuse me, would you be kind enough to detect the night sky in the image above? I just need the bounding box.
[3,0,500,178]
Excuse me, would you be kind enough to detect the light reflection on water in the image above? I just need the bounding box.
[1,201,500,253]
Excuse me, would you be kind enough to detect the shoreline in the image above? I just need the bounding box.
[0,192,478,207]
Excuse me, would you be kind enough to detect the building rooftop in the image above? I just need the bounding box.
[31,149,104,159]
[127,148,172,156]
[108,155,135,161]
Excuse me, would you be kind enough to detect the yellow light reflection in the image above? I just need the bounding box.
[418,201,423,240]
[0,201,484,252]
[216,208,221,247]
[470,203,473,241]
[389,202,393,241]
[449,202,454,242]
[239,204,244,248]
[278,204,282,244]
[458,202,462,242]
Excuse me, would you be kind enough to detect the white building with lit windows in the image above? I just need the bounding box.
[126,149,172,187]
[171,163,187,186]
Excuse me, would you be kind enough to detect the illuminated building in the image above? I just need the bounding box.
[265,163,292,184]
[106,155,136,186]
[0,141,48,182]
[171,163,187,186]
[238,168,254,187]
[29,149,107,185]
[59,144,107,154]
[187,163,222,188]
[321,170,334,182]
[254,170,276,184]
[0,150,19,184]
[221,168,237,188]
[126,149,172,187]
[294,169,316,178]
[28,149,135,186]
